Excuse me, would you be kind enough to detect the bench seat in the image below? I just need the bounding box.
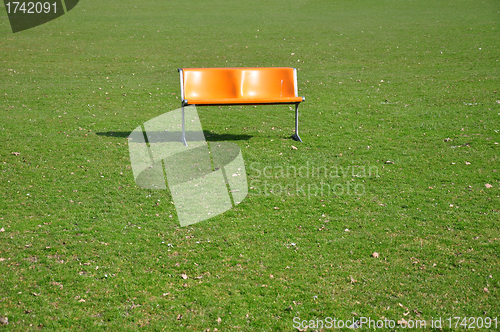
[179,67,304,144]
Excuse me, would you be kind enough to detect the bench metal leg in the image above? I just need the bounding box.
[291,103,302,142]
[181,105,188,146]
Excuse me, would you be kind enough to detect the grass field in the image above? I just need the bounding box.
[1,0,499,330]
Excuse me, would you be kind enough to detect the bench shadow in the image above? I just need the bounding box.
[96,131,253,142]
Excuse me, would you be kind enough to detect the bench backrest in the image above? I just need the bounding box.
[180,67,299,103]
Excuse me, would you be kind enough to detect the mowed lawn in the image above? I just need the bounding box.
[0,0,499,330]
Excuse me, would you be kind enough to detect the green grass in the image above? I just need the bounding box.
[1,0,499,330]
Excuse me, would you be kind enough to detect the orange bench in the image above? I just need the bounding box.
[178,67,305,145]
